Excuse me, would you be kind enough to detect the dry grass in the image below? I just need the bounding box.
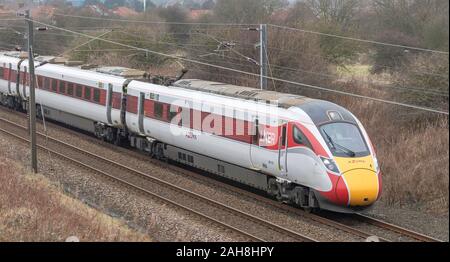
[376,118,449,212]
[0,156,152,242]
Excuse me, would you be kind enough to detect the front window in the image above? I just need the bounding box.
[293,125,313,150]
[319,122,369,157]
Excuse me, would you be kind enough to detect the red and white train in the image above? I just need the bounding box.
[0,51,382,213]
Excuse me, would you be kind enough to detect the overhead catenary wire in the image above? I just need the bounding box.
[70,29,450,79]
[264,36,277,91]
[80,26,450,79]
[59,30,114,57]
[32,25,450,79]
[175,48,448,96]
[51,13,449,55]
[0,18,22,21]
[269,64,449,96]
[267,46,450,79]
[53,13,258,27]
[30,31,448,81]
[193,31,260,65]
[269,24,450,55]
[66,48,137,52]
[26,18,449,115]
[110,27,449,103]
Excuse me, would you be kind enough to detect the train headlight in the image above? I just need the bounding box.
[320,157,340,174]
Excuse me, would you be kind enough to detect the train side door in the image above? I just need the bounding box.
[249,117,261,170]
[106,83,113,125]
[278,122,288,176]
[8,63,12,95]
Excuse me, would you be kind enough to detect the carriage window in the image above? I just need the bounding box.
[0,67,3,79]
[154,102,164,119]
[84,87,91,100]
[22,71,27,86]
[59,81,66,94]
[75,85,83,98]
[293,126,313,150]
[168,106,183,126]
[252,119,259,145]
[168,106,178,121]
[37,76,43,88]
[51,79,57,92]
[67,83,74,96]
[10,71,16,83]
[44,77,50,90]
[93,89,100,103]
[281,126,287,147]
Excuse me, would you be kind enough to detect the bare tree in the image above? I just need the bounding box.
[214,0,288,24]
[306,0,359,28]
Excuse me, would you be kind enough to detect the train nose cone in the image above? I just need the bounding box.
[338,169,379,206]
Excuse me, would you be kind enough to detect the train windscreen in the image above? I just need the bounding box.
[319,123,369,157]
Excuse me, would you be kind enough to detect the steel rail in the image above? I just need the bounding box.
[0,117,316,242]
[0,108,443,242]
[355,214,443,242]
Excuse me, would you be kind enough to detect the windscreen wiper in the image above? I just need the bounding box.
[323,130,356,157]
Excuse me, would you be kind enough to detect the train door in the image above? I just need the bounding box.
[8,63,12,94]
[278,122,288,176]
[138,92,145,134]
[106,83,113,125]
[15,59,25,96]
[20,66,27,98]
[285,122,324,187]
[249,117,261,170]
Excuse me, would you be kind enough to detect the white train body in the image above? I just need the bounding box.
[0,51,382,213]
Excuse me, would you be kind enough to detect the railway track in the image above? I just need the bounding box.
[0,109,443,242]
[353,214,443,242]
[0,116,316,242]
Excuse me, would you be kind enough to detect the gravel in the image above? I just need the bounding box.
[365,204,449,242]
[0,131,236,242]
[0,108,447,242]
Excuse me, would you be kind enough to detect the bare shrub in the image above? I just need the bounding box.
[392,53,449,111]
[377,118,449,211]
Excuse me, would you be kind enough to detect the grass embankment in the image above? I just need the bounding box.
[0,155,151,242]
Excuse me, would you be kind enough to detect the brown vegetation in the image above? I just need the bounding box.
[377,118,448,211]
[0,156,151,242]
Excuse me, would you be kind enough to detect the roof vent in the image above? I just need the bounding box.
[238,90,259,97]
[176,80,192,87]
[94,66,146,78]
[80,64,99,70]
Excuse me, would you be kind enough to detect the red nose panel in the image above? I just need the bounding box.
[335,176,349,206]
[318,173,349,206]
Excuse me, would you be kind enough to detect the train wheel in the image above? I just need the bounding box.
[268,178,283,201]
